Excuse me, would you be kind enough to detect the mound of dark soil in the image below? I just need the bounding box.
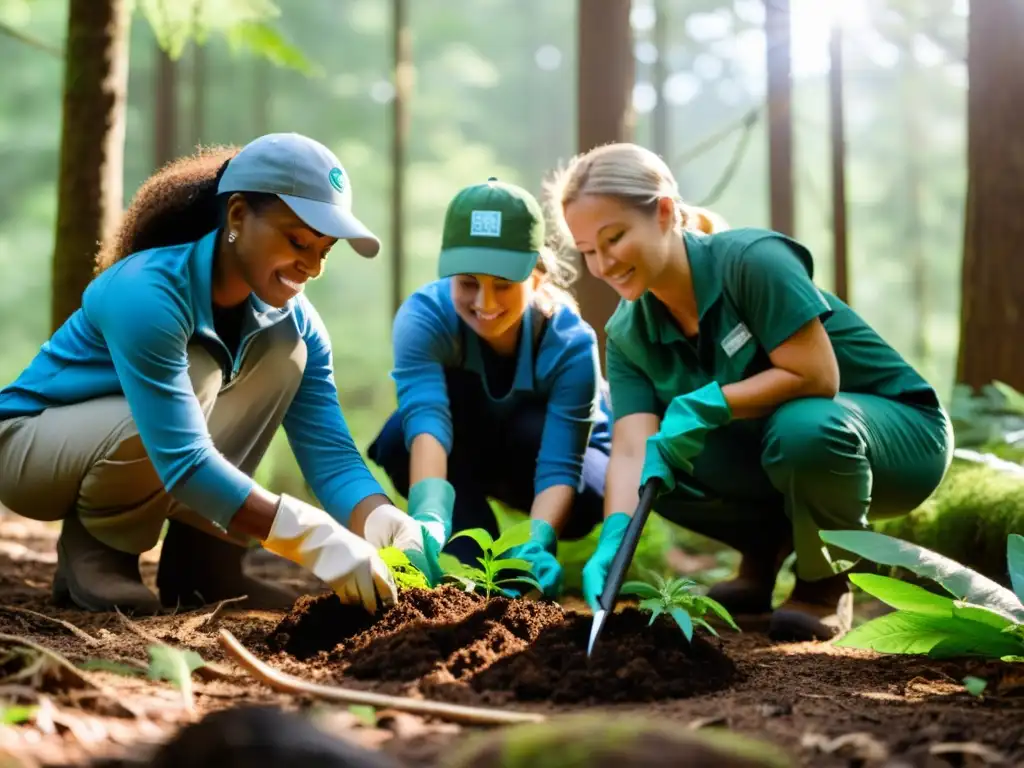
[267,586,739,704]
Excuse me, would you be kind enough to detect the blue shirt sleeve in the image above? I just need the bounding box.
[86,269,254,531]
[283,299,386,525]
[390,289,460,453]
[534,317,602,495]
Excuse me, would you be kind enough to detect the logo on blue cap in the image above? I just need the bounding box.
[328,167,345,193]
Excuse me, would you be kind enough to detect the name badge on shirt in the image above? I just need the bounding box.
[721,322,752,358]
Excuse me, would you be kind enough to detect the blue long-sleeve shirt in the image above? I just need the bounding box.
[391,279,611,496]
[0,229,383,529]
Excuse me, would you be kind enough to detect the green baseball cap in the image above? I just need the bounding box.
[218,132,380,258]
[437,178,544,282]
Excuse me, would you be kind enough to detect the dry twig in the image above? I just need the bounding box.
[198,596,248,630]
[218,629,546,726]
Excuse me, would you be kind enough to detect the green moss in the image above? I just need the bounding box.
[441,714,794,768]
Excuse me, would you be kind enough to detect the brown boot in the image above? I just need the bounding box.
[52,514,162,614]
[768,572,853,642]
[706,536,791,617]
[156,520,302,611]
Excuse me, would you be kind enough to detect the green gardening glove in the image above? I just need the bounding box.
[405,478,456,587]
[581,512,631,613]
[503,519,564,599]
[640,381,732,493]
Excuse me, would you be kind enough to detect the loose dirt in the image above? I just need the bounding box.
[266,586,739,704]
[0,513,1022,768]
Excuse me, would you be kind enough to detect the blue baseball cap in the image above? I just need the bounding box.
[218,132,380,258]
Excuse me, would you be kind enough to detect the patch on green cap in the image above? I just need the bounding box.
[438,178,544,282]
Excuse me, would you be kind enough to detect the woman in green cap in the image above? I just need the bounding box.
[0,133,440,616]
[546,142,953,641]
[368,178,611,597]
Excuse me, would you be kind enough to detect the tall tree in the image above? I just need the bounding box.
[50,0,130,332]
[154,44,178,169]
[576,0,634,366]
[955,0,1024,391]
[765,0,794,236]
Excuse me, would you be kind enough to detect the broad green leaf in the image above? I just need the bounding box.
[491,520,533,556]
[620,581,661,600]
[490,558,533,575]
[497,575,543,592]
[1008,534,1024,603]
[223,21,322,76]
[992,380,1024,415]
[646,606,665,625]
[952,601,1015,631]
[1001,655,1024,663]
[848,573,956,616]
[697,596,741,632]
[665,577,698,599]
[449,528,494,553]
[962,676,988,697]
[820,530,1024,622]
[148,645,205,710]
[835,611,1023,658]
[638,598,663,613]
[669,606,694,641]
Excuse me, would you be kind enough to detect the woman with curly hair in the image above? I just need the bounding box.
[0,133,440,615]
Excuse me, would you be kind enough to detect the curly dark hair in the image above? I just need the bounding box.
[94,144,278,275]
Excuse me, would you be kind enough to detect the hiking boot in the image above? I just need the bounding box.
[156,520,302,611]
[768,571,854,642]
[52,514,162,614]
[706,536,791,617]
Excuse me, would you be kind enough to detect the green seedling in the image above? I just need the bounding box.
[440,520,542,600]
[819,530,1024,660]
[378,546,430,590]
[620,571,740,642]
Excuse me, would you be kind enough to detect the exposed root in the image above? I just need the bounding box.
[0,605,102,647]
[218,628,546,726]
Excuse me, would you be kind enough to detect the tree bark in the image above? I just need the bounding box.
[154,44,178,169]
[955,0,1024,391]
[576,0,634,368]
[828,21,849,304]
[51,0,130,332]
[765,0,794,236]
[391,0,411,319]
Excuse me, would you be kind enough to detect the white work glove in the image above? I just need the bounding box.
[262,494,397,614]
[363,503,427,551]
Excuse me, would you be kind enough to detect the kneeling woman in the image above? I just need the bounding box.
[0,133,442,615]
[548,143,953,640]
[368,179,610,596]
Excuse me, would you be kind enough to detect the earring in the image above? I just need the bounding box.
[228,231,237,243]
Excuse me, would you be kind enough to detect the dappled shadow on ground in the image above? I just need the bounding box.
[0,513,1022,767]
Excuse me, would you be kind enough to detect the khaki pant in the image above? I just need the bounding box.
[0,322,306,554]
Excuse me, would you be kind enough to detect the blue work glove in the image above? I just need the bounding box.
[503,519,564,599]
[404,478,455,586]
[581,513,631,613]
[641,381,732,493]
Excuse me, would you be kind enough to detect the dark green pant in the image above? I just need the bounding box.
[654,393,954,581]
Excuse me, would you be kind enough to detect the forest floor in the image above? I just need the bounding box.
[0,512,1021,768]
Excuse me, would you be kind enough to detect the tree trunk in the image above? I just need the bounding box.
[765,0,794,236]
[51,0,130,332]
[391,0,411,319]
[188,42,206,150]
[154,44,178,169]
[955,0,1024,391]
[576,0,634,368]
[828,21,849,304]
[901,46,927,367]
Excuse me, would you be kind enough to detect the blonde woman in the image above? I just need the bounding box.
[546,143,953,641]
[369,179,610,597]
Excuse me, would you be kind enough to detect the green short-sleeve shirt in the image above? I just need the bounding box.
[605,227,938,421]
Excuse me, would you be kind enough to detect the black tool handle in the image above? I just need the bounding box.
[598,478,661,612]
